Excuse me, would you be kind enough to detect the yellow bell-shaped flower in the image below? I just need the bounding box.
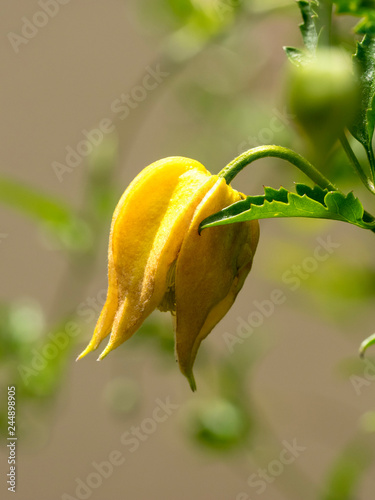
[77,157,259,390]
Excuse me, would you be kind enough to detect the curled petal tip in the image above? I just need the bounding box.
[76,345,95,361]
[185,370,197,392]
[97,344,114,361]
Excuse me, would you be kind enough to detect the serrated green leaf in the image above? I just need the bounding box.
[350,35,375,178]
[298,0,319,54]
[284,1,319,67]
[199,184,375,231]
[351,36,375,145]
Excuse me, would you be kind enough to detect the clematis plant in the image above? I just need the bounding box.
[78,1,375,389]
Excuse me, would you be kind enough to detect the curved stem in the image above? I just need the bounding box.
[218,145,375,233]
[218,145,337,191]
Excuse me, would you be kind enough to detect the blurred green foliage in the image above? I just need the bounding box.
[184,397,249,451]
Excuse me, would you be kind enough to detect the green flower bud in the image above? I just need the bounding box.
[185,398,249,450]
[288,48,359,153]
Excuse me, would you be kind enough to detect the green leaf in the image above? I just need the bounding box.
[330,5,375,184]
[0,177,91,251]
[356,14,375,35]
[321,441,373,500]
[349,35,375,181]
[0,177,72,226]
[350,36,375,158]
[284,46,306,66]
[18,316,78,400]
[334,0,375,15]
[334,1,375,34]
[284,1,319,64]
[199,184,375,231]
[298,0,319,53]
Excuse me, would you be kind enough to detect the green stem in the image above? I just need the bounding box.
[316,0,333,47]
[339,132,375,194]
[218,145,375,233]
[218,145,337,190]
[365,145,375,188]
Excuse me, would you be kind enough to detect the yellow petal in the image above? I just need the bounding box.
[78,157,217,360]
[175,178,259,390]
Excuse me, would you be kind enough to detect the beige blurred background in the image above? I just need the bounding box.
[1,1,375,499]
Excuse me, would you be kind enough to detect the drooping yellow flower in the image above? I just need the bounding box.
[77,157,259,390]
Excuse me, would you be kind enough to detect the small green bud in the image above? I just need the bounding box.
[185,398,248,450]
[288,48,359,153]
